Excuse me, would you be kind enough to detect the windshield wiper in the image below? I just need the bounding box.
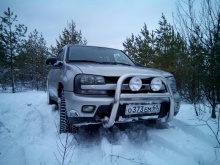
[69,60,104,64]
[101,62,132,66]
[69,60,132,66]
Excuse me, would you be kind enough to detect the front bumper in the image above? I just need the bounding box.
[65,74,181,127]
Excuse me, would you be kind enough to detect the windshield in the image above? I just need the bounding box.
[67,46,135,66]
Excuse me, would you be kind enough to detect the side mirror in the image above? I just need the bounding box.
[46,58,58,65]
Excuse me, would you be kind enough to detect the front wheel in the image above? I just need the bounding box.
[59,90,78,134]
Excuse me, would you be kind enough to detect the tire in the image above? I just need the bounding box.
[59,90,78,134]
[60,90,70,133]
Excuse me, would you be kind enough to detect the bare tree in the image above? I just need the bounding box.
[175,0,220,118]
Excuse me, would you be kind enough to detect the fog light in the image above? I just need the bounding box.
[82,105,96,113]
[129,77,142,91]
[150,77,162,91]
[69,110,79,117]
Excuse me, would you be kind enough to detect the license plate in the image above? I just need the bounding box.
[125,104,160,115]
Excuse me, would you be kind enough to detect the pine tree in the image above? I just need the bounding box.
[0,8,27,93]
[17,29,50,90]
[0,37,8,90]
[51,20,87,55]
[123,33,138,61]
[123,24,155,67]
[153,14,178,73]
[153,14,189,95]
[123,14,188,95]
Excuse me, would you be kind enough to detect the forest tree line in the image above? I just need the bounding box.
[123,0,220,118]
[0,0,219,118]
[0,8,86,92]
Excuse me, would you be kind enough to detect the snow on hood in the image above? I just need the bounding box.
[72,63,173,77]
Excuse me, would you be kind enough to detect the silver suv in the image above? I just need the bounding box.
[46,45,181,133]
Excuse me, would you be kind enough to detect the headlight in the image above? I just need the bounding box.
[129,77,142,91]
[166,76,177,93]
[80,75,105,85]
[75,74,106,95]
[150,77,162,91]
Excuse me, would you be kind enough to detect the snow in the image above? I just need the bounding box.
[0,91,219,165]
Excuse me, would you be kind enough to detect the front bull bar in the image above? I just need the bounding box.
[102,74,175,128]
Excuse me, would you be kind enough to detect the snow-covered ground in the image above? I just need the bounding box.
[0,91,219,165]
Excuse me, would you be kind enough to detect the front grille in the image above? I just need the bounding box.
[105,76,152,84]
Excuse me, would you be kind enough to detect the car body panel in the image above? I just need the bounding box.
[72,63,173,77]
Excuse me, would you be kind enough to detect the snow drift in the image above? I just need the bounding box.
[0,91,219,165]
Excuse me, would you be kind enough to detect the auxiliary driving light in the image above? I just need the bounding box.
[129,77,142,91]
[150,77,162,91]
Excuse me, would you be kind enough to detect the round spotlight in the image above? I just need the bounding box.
[129,77,142,91]
[150,77,162,91]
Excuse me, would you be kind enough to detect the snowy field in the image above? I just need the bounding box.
[0,91,219,165]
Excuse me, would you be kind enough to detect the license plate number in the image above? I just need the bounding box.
[125,104,160,115]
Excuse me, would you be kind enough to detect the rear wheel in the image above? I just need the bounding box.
[59,90,78,134]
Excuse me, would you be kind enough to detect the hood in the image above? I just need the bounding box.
[72,63,172,77]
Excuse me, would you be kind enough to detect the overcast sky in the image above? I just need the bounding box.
[0,0,178,50]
